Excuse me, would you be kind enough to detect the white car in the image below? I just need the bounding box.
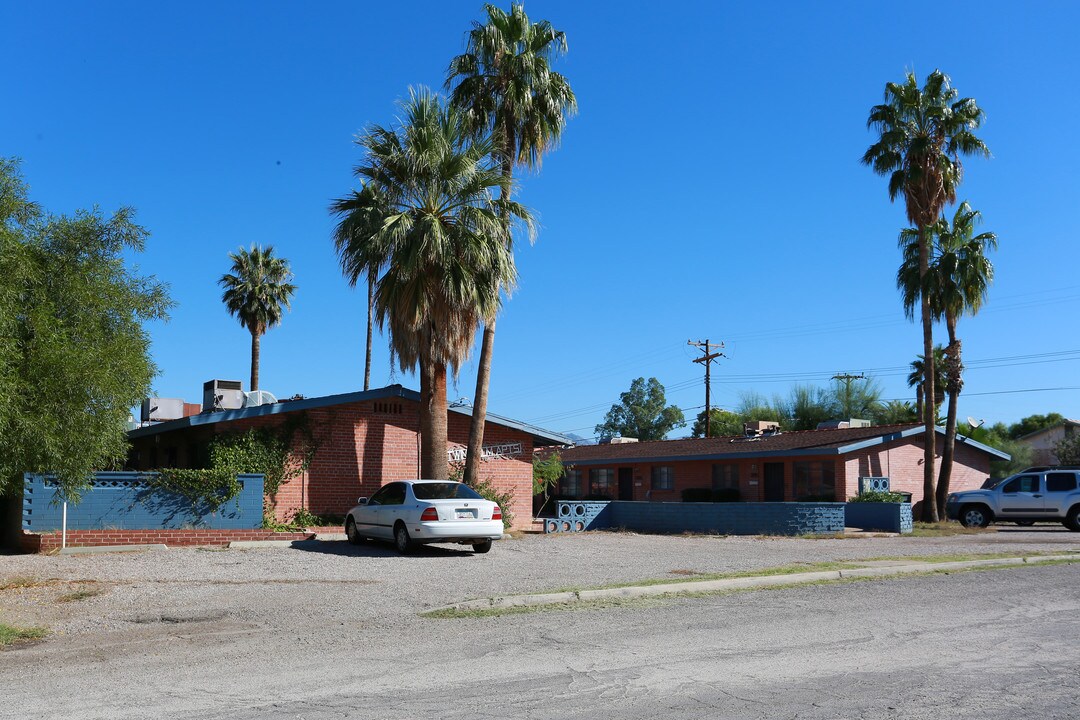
[344,480,504,554]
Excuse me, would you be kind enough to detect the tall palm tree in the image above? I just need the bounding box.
[219,245,296,391]
[347,88,527,479]
[447,3,576,486]
[906,346,946,423]
[863,70,989,521]
[330,183,390,391]
[900,203,996,516]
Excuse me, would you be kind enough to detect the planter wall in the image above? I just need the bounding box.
[546,500,845,536]
[22,472,265,532]
[844,502,913,534]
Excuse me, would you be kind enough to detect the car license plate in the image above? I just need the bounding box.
[456,509,476,519]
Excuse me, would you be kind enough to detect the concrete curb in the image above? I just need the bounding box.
[227,540,304,549]
[59,544,168,555]
[428,554,1080,614]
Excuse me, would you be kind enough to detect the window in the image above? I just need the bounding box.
[793,461,835,500]
[651,466,675,491]
[369,482,406,506]
[589,468,615,496]
[1002,475,1039,494]
[412,483,484,500]
[1047,473,1078,493]
[561,469,583,497]
[712,464,739,491]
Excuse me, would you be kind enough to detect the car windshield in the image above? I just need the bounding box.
[411,482,484,501]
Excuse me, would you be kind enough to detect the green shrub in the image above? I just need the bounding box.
[681,488,713,502]
[849,490,906,503]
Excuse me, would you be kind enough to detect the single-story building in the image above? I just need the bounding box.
[127,384,571,530]
[556,423,1009,515]
[1016,419,1078,466]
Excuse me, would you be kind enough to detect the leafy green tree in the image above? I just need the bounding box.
[900,202,996,516]
[0,159,171,500]
[826,377,884,422]
[532,450,565,495]
[690,408,745,438]
[1055,432,1080,465]
[736,391,790,429]
[595,378,685,441]
[864,69,989,521]
[219,245,296,391]
[347,88,524,479]
[1008,413,1067,439]
[447,3,576,487]
[330,183,390,391]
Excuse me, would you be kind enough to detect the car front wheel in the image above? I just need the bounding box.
[1065,507,1080,533]
[960,505,991,529]
[345,517,363,545]
[472,539,492,554]
[393,523,414,554]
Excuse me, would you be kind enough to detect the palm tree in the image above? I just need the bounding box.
[446,3,576,486]
[347,88,526,479]
[330,183,389,391]
[219,245,296,391]
[900,203,996,516]
[863,70,989,521]
[906,346,946,422]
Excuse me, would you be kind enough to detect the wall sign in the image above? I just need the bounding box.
[448,441,524,462]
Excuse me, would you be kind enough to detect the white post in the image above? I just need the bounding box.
[61,501,67,550]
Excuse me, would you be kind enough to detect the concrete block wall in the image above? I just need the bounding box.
[22,472,265,531]
[561,501,845,536]
[844,502,914,533]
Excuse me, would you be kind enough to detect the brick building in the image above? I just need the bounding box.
[127,385,571,530]
[556,424,1008,515]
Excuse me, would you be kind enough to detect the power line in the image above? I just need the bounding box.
[689,339,726,437]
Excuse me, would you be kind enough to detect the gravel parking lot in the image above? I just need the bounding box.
[3,526,1079,640]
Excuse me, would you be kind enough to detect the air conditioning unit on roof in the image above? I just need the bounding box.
[202,379,244,412]
[243,390,278,408]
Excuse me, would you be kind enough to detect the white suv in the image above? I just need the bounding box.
[946,467,1080,530]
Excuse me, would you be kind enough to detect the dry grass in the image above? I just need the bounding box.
[0,577,58,591]
[909,521,992,537]
[57,588,104,603]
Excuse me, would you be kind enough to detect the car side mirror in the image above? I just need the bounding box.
[357,497,369,505]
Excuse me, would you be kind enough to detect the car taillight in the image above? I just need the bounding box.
[491,506,502,521]
[420,507,439,521]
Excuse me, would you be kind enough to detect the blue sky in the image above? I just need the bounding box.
[4,1,1079,439]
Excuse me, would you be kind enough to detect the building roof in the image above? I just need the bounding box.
[558,424,1010,465]
[1017,419,1080,442]
[128,384,573,447]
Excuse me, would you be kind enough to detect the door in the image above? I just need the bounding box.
[997,474,1044,517]
[618,468,634,501]
[763,462,785,502]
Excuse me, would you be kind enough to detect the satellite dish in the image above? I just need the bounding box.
[967,417,984,429]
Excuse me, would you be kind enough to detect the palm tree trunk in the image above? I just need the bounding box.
[364,273,373,392]
[250,329,260,391]
[918,226,937,522]
[418,334,450,481]
[419,345,435,479]
[463,142,515,486]
[914,382,923,422]
[937,317,961,519]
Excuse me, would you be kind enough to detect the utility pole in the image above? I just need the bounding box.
[831,372,866,418]
[689,339,726,437]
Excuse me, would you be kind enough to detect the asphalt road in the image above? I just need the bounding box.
[3,553,1078,719]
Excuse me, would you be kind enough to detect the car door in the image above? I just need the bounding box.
[997,474,1044,517]
[1044,472,1079,517]
[375,482,409,535]
[356,485,393,538]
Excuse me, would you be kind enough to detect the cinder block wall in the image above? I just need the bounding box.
[597,501,845,535]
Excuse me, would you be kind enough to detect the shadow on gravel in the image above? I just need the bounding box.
[993,525,1073,534]
[289,539,479,559]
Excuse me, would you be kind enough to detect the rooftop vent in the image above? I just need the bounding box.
[140,398,187,423]
[816,418,872,430]
[243,390,278,408]
[202,379,244,412]
[600,436,639,445]
[743,421,781,438]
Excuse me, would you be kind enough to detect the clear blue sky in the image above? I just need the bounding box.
[4,1,1079,439]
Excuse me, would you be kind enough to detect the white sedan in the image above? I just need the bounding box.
[344,480,504,554]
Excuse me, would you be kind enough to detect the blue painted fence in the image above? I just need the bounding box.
[23,472,265,531]
[844,502,913,534]
[546,500,846,536]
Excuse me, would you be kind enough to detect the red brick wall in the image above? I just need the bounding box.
[841,434,993,507]
[130,398,537,531]
[21,529,315,553]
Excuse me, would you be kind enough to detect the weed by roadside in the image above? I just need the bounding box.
[0,577,58,591]
[0,622,47,647]
[57,589,103,603]
[909,521,991,537]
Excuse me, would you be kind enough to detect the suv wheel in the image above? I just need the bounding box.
[960,505,992,529]
[1066,507,1080,533]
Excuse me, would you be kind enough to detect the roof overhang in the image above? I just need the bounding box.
[128,385,573,447]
